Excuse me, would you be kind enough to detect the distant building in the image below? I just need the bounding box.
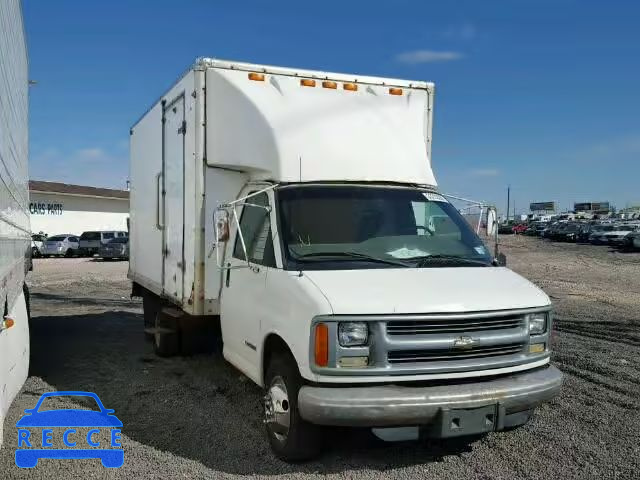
[29,180,129,236]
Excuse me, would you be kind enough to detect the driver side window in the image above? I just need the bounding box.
[232,192,276,267]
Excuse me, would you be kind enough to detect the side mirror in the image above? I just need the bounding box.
[214,209,230,242]
[486,207,497,236]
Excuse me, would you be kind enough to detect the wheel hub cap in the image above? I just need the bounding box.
[264,376,290,441]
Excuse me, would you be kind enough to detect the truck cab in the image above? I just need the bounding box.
[216,181,561,460]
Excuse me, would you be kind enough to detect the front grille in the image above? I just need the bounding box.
[386,315,525,335]
[387,342,525,364]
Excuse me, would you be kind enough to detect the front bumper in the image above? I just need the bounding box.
[298,365,562,432]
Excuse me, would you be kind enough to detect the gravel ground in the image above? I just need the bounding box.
[1,239,639,479]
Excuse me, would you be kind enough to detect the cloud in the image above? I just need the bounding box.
[468,168,500,177]
[442,23,477,41]
[395,50,463,64]
[30,145,128,189]
[76,147,104,160]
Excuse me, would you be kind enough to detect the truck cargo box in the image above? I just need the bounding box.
[129,58,435,315]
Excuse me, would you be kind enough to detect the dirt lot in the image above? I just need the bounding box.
[2,238,639,479]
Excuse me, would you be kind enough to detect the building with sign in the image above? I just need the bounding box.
[29,181,129,236]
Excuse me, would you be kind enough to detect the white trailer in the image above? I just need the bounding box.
[129,58,562,460]
[0,0,30,447]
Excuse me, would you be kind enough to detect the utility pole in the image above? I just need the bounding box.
[506,185,511,222]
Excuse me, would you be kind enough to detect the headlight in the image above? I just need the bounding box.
[528,313,547,335]
[338,322,368,347]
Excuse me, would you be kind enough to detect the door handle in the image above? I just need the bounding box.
[156,172,164,230]
[225,264,231,287]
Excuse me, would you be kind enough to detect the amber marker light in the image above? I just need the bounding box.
[314,323,329,367]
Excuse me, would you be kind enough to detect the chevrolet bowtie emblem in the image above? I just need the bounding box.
[453,335,477,350]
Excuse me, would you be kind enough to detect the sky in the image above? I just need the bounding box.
[23,0,640,214]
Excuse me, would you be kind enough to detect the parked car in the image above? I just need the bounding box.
[512,223,528,234]
[557,223,582,242]
[603,225,638,246]
[30,233,46,258]
[79,231,127,256]
[498,222,515,234]
[525,223,547,236]
[99,237,129,260]
[589,225,618,244]
[624,231,640,250]
[41,234,80,257]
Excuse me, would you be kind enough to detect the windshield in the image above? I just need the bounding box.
[47,235,67,242]
[277,185,492,270]
[81,231,100,240]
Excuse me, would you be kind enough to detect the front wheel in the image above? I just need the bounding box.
[31,247,40,258]
[264,354,322,461]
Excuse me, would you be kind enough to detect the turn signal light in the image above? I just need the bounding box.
[322,81,337,89]
[300,79,316,87]
[314,323,329,367]
[343,82,358,91]
[248,72,265,81]
[1,318,15,330]
[389,87,403,96]
[529,343,545,354]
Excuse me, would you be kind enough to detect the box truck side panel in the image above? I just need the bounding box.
[205,67,436,186]
[129,102,164,294]
[130,70,199,312]
[203,168,248,313]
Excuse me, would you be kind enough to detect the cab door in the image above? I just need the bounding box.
[220,189,277,382]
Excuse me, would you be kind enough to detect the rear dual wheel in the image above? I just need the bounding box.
[142,294,179,356]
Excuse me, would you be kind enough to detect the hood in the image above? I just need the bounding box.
[303,267,550,315]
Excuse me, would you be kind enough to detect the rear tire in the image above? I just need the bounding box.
[143,294,158,341]
[64,248,73,258]
[153,309,180,357]
[264,354,322,461]
[31,247,40,258]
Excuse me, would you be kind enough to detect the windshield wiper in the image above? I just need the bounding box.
[292,251,410,268]
[408,254,490,267]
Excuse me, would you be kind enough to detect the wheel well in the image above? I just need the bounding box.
[262,334,294,383]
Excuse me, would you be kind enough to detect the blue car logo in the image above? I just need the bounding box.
[15,391,123,468]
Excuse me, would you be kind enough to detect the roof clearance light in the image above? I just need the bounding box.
[248,72,265,81]
[322,81,337,89]
[343,82,358,92]
[300,79,316,87]
[389,87,403,96]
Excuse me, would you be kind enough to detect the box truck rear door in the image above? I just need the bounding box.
[162,94,185,302]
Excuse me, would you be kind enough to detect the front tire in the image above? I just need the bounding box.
[264,354,322,461]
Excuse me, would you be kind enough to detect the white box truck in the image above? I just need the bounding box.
[129,58,562,460]
[0,0,31,447]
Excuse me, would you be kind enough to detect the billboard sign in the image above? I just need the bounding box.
[574,202,610,213]
[592,202,610,213]
[529,202,555,212]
